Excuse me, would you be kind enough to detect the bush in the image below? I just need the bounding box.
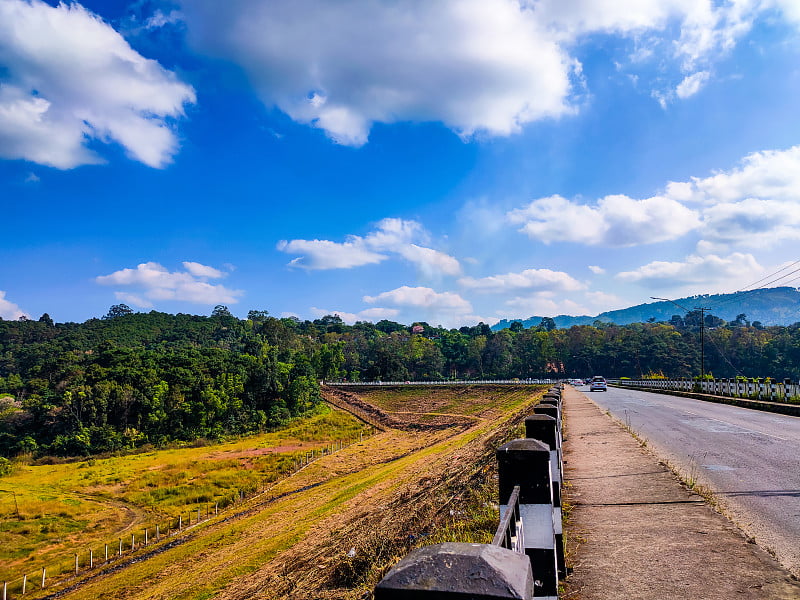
[0,456,13,477]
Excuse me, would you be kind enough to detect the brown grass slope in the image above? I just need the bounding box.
[40,385,543,600]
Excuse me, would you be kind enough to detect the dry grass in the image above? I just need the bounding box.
[0,407,369,583]
[23,385,546,600]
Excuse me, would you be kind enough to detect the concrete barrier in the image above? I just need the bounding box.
[374,543,534,599]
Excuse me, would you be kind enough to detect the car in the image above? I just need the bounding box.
[589,376,607,392]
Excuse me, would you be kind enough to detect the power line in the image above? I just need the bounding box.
[705,260,800,312]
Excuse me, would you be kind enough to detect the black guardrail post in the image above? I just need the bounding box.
[497,439,558,599]
[374,542,534,599]
[525,415,565,577]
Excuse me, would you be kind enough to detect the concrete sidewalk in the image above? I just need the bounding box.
[561,387,800,600]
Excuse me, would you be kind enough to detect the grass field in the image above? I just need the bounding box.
[1,384,545,599]
[0,406,369,583]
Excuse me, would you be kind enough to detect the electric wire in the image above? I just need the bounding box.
[703,260,800,312]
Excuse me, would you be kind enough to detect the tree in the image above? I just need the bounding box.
[104,304,133,319]
[38,313,54,327]
[211,305,233,318]
[509,321,524,333]
[539,317,557,332]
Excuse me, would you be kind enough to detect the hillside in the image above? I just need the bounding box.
[493,287,800,330]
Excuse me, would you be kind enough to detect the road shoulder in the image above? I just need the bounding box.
[562,386,800,600]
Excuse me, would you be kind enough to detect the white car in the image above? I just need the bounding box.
[589,376,607,392]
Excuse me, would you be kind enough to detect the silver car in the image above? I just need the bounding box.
[590,376,607,391]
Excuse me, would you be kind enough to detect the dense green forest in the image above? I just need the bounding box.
[1,304,799,457]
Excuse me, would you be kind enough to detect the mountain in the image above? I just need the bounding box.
[492,287,800,331]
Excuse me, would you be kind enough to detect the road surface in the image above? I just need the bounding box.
[580,384,800,577]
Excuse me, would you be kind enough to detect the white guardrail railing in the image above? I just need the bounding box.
[609,378,800,403]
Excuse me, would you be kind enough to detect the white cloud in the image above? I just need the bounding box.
[507,193,701,247]
[145,9,184,30]
[702,198,800,248]
[588,265,606,275]
[688,146,800,205]
[181,0,577,145]
[675,70,710,98]
[175,0,800,143]
[183,261,226,279]
[397,245,462,277]
[506,144,800,251]
[459,268,585,293]
[96,262,242,306]
[114,292,152,309]
[277,239,386,270]
[0,291,28,320]
[584,291,624,310]
[364,286,472,312]
[615,252,762,289]
[0,0,195,168]
[498,294,590,318]
[278,218,460,276]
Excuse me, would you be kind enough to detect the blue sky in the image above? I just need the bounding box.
[2,0,800,327]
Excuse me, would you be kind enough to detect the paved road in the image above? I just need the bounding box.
[580,384,800,577]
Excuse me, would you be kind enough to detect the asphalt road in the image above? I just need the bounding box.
[579,384,800,577]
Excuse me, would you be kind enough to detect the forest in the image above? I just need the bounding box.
[1,303,799,457]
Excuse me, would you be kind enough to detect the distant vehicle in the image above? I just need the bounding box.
[590,376,607,392]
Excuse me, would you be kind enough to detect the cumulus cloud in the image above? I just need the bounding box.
[174,0,800,143]
[676,70,710,98]
[615,252,762,289]
[364,286,471,311]
[278,218,460,276]
[277,238,386,270]
[588,265,606,275]
[0,291,28,320]
[498,294,590,318]
[506,144,800,251]
[688,146,800,205]
[674,145,800,248]
[0,0,195,168]
[459,268,585,293]
[180,0,577,145]
[360,285,479,328]
[507,193,701,247]
[96,262,242,307]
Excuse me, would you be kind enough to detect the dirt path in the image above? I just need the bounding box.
[562,386,800,599]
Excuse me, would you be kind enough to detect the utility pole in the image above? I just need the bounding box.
[695,306,707,381]
[651,297,709,381]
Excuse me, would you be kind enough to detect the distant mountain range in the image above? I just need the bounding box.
[492,287,800,330]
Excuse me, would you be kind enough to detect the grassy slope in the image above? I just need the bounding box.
[43,385,544,600]
[0,408,368,582]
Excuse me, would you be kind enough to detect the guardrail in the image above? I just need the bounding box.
[609,377,799,402]
[374,386,565,599]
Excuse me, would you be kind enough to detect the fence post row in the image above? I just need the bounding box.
[374,386,565,599]
[612,377,800,409]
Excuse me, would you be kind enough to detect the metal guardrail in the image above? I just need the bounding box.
[610,378,800,403]
[492,485,523,553]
